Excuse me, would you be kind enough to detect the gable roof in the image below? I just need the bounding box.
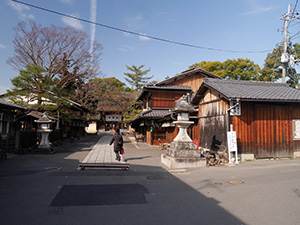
[156,66,221,86]
[192,78,300,103]
[137,84,192,101]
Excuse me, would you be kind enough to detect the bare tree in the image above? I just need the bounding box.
[7,21,102,88]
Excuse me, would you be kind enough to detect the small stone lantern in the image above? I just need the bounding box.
[35,112,53,152]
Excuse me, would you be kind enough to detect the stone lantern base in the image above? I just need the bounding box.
[161,142,206,169]
[35,130,54,153]
[161,154,206,169]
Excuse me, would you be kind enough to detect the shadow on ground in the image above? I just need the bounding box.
[0,134,245,225]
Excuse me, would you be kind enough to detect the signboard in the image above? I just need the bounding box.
[292,120,300,140]
[227,131,239,164]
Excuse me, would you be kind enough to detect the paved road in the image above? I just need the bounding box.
[1,133,300,225]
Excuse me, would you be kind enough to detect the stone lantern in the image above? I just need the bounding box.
[35,112,53,152]
[161,94,206,169]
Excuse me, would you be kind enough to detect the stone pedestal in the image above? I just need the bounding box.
[161,141,206,169]
[161,94,206,169]
[37,130,51,149]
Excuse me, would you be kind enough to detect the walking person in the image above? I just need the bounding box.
[109,128,123,161]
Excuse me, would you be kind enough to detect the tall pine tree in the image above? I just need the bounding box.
[123,65,153,91]
[7,65,56,110]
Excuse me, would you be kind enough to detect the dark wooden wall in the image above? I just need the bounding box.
[152,91,187,108]
[197,99,228,150]
[232,103,296,158]
[197,100,300,158]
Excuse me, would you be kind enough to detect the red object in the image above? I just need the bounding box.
[120,148,125,154]
[193,140,199,149]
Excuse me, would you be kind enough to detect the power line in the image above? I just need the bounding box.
[11,0,271,54]
[288,0,299,27]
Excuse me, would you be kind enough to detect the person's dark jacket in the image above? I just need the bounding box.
[110,132,123,152]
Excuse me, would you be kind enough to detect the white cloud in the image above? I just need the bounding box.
[61,14,83,29]
[8,1,35,20]
[126,12,143,30]
[139,34,150,41]
[118,45,135,52]
[60,0,74,5]
[0,44,7,49]
[241,0,275,16]
[8,1,29,13]
[118,47,128,52]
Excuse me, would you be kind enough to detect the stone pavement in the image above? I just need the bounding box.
[79,134,129,170]
[1,133,300,225]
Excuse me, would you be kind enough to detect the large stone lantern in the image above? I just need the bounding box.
[35,112,53,152]
[161,94,206,169]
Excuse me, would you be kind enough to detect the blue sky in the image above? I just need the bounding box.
[0,0,299,94]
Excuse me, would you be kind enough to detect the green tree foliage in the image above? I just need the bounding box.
[123,100,143,124]
[191,46,300,88]
[123,65,153,91]
[260,44,300,88]
[192,58,261,80]
[92,77,131,94]
[7,65,56,109]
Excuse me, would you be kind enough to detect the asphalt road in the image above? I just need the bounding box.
[1,133,300,225]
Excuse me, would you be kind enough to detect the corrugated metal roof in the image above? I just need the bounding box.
[201,78,300,101]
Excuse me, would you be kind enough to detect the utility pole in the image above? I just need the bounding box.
[280,4,300,83]
[280,4,291,84]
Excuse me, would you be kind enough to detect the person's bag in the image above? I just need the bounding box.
[120,148,125,155]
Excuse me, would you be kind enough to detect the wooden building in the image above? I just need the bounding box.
[192,78,300,159]
[131,66,221,145]
[131,85,191,145]
[0,99,25,154]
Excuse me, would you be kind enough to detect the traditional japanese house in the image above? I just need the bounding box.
[192,78,300,159]
[0,99,25,154]
[131,84,192,145]
[59,101,90,139]
[97,103,124,130]
[131,66,221,145]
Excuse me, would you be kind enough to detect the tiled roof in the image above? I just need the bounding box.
[199,78,300,102]
[143,84,192,90]
[131,109,171,122]
[139,109,171,118]
[156,66,222,86]
[137,84,191,101]
[0,99,25,110]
